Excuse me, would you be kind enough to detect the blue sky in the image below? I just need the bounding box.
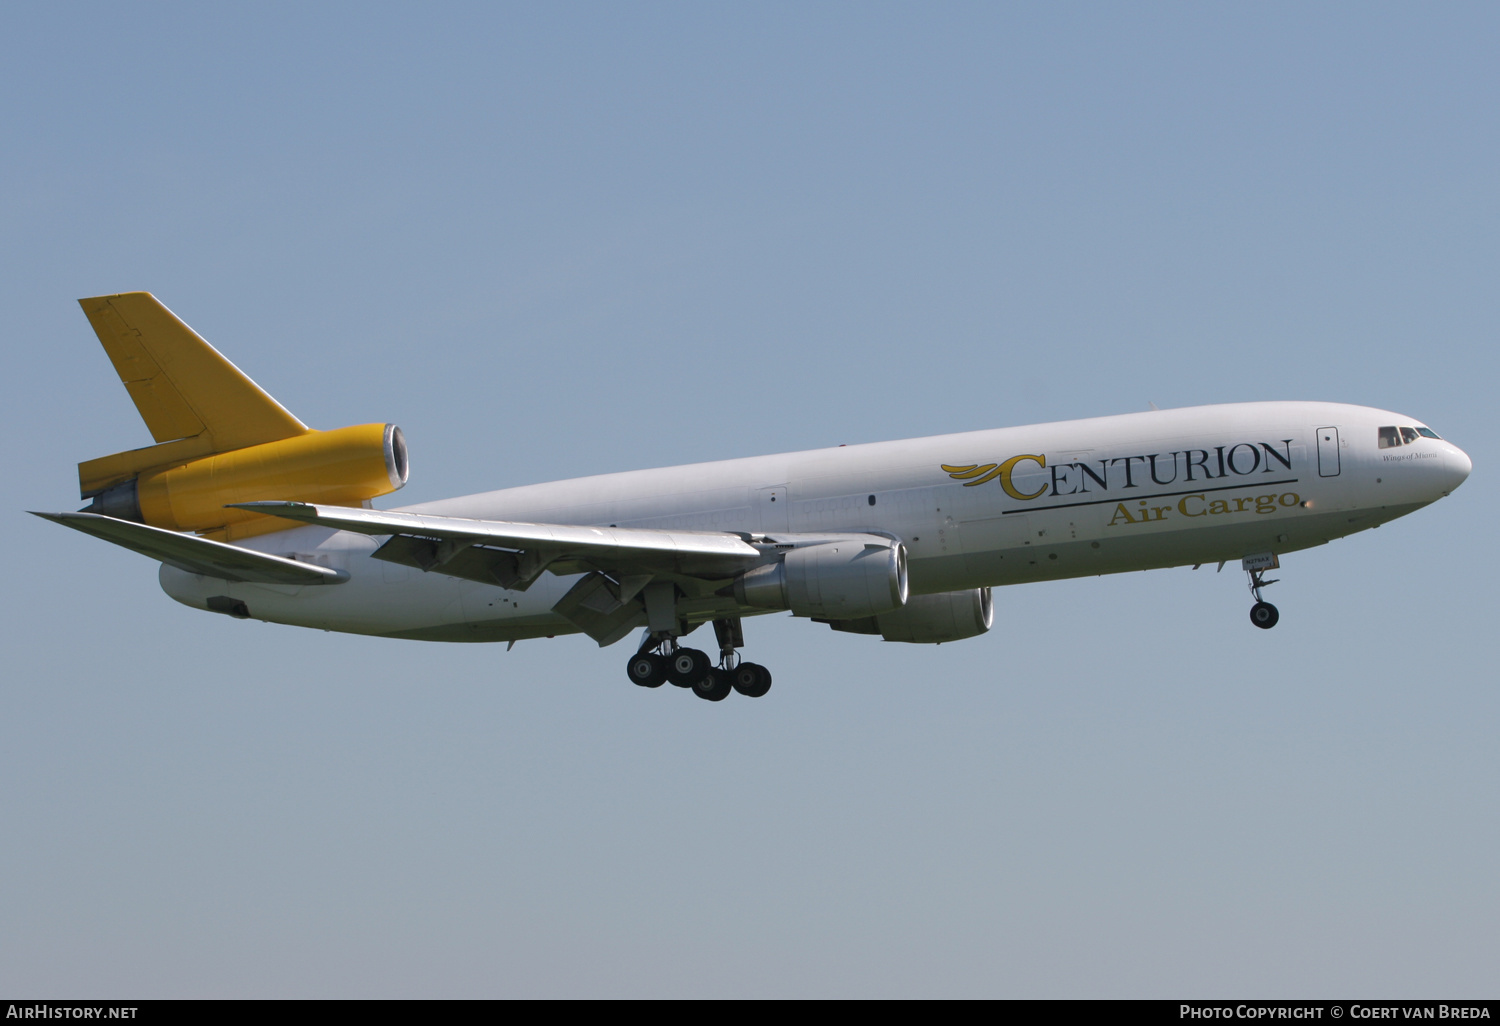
[3,3,1496,997]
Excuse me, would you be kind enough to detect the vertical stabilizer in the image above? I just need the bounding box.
[77,292,308,496]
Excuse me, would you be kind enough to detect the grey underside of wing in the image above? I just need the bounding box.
[32,512,347,585]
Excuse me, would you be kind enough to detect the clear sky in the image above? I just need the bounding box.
[3,2,1496,998]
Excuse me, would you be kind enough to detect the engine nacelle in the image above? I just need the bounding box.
[735,539,908,619]
[88,423,408,539]
[823,587,993,643]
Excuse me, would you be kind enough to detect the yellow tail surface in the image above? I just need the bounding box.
[77,292,308,498]
[75,293,407,541]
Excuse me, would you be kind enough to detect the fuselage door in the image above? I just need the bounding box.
[1316,426,1341,477]
[757,485,789,533]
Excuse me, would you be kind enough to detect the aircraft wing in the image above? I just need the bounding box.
[230,501,769,590]
[33,511,349,585]
[232,501,780,646]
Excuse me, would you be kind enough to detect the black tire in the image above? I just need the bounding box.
[693,668,733,702]
[626,651,667,688]
[732,662,772,699]
[1250,602,1279,630]
[666,647,712,687]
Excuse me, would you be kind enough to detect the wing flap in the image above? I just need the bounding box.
[552,573,649,647]
[33,511,347,585]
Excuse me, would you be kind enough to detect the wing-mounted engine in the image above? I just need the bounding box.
[821,587,993,643]
[733,538,908,619]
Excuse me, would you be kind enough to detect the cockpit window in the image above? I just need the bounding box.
[1380,425,1441,447]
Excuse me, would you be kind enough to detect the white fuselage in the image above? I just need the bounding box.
[159,402,1472,643]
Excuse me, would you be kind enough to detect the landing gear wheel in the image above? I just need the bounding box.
[1250,602,1279,630]
[626,651,667,687]
[693,669,733,702]
[666,647,712,687]
[732,662,772,699]
[1244,561,1282,630]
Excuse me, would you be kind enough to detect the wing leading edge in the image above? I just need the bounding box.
[232,501,769,583]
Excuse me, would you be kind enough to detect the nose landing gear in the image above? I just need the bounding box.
[1250,601,1279,629]
[1243,553,1281,630]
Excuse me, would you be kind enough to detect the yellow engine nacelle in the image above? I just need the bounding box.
[90,423,408,539]
[143,423,408,535]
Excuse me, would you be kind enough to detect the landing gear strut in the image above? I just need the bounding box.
[1244,553,1281,630]
[714,617,772,699]
[623,616,773,700]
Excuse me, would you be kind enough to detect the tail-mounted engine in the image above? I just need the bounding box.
[84,423,408,539]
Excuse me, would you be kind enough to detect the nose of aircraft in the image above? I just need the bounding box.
[1442,443,1472,495]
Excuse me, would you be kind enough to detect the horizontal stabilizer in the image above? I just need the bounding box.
[33,512,347,585]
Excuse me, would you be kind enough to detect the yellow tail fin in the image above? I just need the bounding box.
[77,292,308,497]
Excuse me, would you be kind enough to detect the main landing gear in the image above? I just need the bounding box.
[1244,553,1281,630]
[625,617,772,701]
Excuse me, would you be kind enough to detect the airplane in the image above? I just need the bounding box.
[35,292,1472,701]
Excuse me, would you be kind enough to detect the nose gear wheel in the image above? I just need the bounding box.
[1250,601,1279,629]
